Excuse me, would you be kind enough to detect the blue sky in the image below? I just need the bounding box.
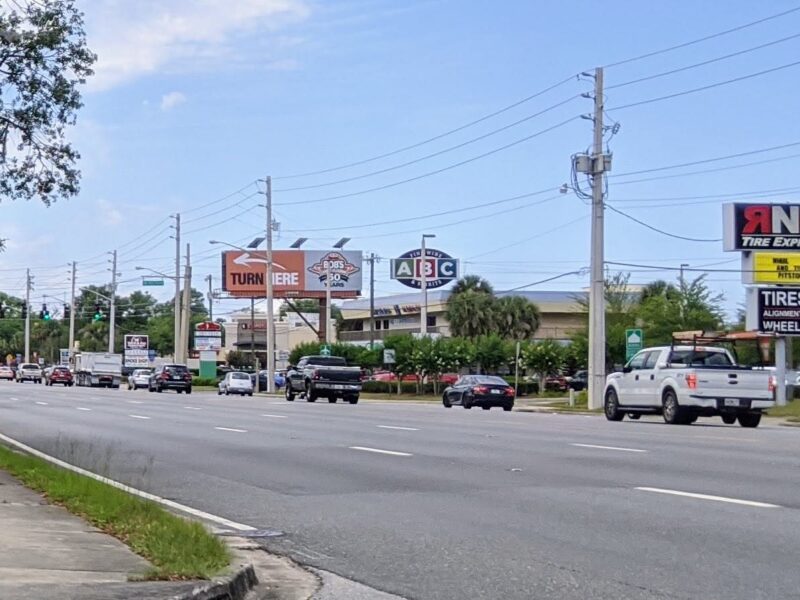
[3,0,800,319]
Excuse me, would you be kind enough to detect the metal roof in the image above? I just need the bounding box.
[340,290,586,312]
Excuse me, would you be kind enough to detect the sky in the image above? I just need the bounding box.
[3,0,800,320]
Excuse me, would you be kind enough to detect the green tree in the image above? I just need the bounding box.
[523,339,565,386]
[474,334,511,373]
[494,295,540,340]
[450,275,494,296]
[383,334,417,393]
[0,0,95,211]
[225,350,249,369]
[446,290,496,338]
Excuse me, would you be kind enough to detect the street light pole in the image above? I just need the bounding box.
[24,268,31,363]
[68,262,76,358]
[108,250,117,354]
[265,175,275,394]
[420,234,435,336]
[173,214,182,363]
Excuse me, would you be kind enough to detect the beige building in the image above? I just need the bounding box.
[338,290,586,344]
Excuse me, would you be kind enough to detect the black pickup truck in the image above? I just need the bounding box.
[285,355,362,404]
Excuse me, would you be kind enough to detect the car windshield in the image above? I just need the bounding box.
[306,357,347,366]
[231,373,249,380]
[164,366,188,375]
[474,376,508,385]
[21,364,38,370]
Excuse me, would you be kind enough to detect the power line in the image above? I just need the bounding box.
[606,204,722,242]
[503,269,589,293]
[608,59,800,111]
[274,95,581,192]
[602,5,800,69]
[183,191,262,224]
[465,215,589,260]
[610,185,800,204]
[182,180,260,214]
[274,116,580,207]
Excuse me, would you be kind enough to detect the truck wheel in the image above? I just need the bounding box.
[662,389,684,425]
[285,386,295,402]
[328,396,337,403]
[604,389,624,421]
[738,412,761,428]
[721,413,737,425]
[685,413,698,424]
[305,383,317,402]
[347,395,359,405]
[186,387,192,395]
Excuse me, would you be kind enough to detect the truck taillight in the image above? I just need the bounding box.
[312,369,320,380]
[686,373,697,390]
[768,375,776,393]
[161,373,169,380]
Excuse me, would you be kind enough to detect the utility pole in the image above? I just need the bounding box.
[587,67,607,411]
[108,250,117,353]
[172,214,182,363]
[205,274,213,322]
[250,297,256,369]
[24,269,31,363]
[368,253,376,349]
[180,243,192,363]
[265,175,275,394]
[325,259,333,344]
[680,263,689,288]
[68,262,76,359]
[420,237,428,336]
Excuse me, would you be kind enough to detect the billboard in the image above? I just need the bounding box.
[746,287,800,335]
[194,322,222,352]
[723,203,800,251]
[124,334,149,368]
[390,248,458,289]
[742,252,800,284]
[221,250,362,298]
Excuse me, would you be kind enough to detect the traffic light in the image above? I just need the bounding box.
[93,303,103,322]
[21,304,27,319]
[63,304,70,320]
[0,304,5,319]
[41,304,51,321]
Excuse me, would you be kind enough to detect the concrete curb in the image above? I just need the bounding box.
[173,564,258,600]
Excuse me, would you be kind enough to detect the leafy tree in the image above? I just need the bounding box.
[0,0,95,211]
[474,334,511,373]
[225,350,250,369]
[523,339,565,384]
[383,334,417,393]
[494,295,540,340]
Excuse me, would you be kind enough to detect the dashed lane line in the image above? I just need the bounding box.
[261,414,288,419]
[635,487,780,508]
[184,406,202,410]
[377,425,420,431]
[128,414,150,420]
[215,427,247,433]
[35,401,48,406]
[76,407,91,411]
[571,443,647,453]
[349,446,412,457]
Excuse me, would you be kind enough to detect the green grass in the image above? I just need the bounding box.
[0,445,230,580]
[766,399,800,422]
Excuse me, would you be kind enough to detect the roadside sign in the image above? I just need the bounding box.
[320,344,331,357]
[742,252,800,284]
[383,348,396,364]
[390,248,459,289]
[59,348,70,366]
[625,329,643,361]
[142,278,164,287]
[278,349,290,361]
[746,287,800,335]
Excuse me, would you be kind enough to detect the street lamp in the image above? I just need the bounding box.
[135,267,181,360]
[209,239,275,394]
[420,234,436,336]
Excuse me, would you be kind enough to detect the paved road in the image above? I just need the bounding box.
[1,383,798,600]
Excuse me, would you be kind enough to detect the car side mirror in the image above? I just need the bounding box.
[622,366,633,374]
[656,362,667,369]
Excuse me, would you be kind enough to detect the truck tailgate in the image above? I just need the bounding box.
[694,370,773,400]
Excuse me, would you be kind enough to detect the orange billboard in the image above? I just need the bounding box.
[221,250,362,298]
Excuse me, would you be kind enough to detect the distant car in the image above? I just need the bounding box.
[16,363,43,384]
[148,364,192,394]
[568,370,588,391]
[442,375,515,411]
[45,366,73,386]
[0,366,14,381]
[219,371,254,396]
[370,371,418,383]
[545,375,569,392]
[250,369,287,391]
[127,369,152,390]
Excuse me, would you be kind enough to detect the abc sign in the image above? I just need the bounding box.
[390,248,459,289]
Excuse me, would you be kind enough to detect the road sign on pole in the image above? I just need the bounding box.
[142,278,164,287]
[625,329,643,361]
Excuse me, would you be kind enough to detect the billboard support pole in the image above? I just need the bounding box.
[265,175,275,394]
[776,337,787,406]
[369,253,376,349]
[326,260,332,343]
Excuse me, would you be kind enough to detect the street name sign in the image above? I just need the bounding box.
[142,278,164,287]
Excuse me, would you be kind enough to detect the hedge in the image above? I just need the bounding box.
[192,376,219,387]
[362,379,541,396]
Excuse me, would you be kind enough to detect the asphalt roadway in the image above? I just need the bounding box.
[0,383,798,600]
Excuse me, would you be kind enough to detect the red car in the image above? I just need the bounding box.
[544,375,569,392]
[46,366,74,387]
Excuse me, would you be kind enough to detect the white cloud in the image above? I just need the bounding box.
[96,199,123,226]
[160,91,187,111]
[83,0,311,91]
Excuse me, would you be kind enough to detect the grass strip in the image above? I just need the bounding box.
[0,444,229,580]
[765,399,800,420]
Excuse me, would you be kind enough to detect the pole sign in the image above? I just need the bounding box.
[59,348,70,366]
[221,249,362,299]
[390,248,459,289]
[625,329,643,361]
[742,252,800,284]
[723,203,800,251]
[123,335,150,368]
[383,348,396,364]
[746,288,800,335]
[194,321,222,351]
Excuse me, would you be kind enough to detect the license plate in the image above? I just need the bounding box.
[491,389,502,394]
[172,376,181,380]
[333,384,345,390]
[724,398,740,407]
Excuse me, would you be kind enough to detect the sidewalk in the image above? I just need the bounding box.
[0,469,208,600]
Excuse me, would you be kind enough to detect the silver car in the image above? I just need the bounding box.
[128,369,153,390]
[218,372,254,396]
[17,363,43,384]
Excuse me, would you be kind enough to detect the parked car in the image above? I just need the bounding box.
[127,369,152,390]
[568,370,588,391]
[148,364,192,394]
[0,366,14,381]
[45,366,73,386]
[442,375,515,411]
[545,375,569,392]
[16,363,43,384]
[219,371,254,396]
[370,371,418,383]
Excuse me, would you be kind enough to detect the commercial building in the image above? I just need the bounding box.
[338,290,586,344]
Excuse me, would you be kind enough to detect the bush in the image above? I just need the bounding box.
[192,376,219,387]
[361,380,437,395]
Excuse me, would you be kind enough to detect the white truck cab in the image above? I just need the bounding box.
[604,335,775,427]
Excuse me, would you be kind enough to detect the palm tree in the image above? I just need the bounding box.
[446,291,496,338]
[495,295,540,340]
[449,275,494,298]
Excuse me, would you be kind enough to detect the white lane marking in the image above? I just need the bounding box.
[0,431,257,532]
[128,414,150,420]
[377,425,419,431]
[184,406,202,410]
[128,400,143,405]
[349,446,412,457]
[215,427,247,433]
[76,407,91,411]
[35,401,48,406]
[9,397,18,401]
[635,487,780,508]
[261,414,287,419]
[571,443,647,453]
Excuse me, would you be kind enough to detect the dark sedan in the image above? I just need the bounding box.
[442,375,515,411]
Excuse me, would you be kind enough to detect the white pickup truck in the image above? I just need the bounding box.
[604,343,775,427]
